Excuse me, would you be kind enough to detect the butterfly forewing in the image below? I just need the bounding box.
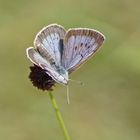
[34,24,66,67]
[62,28,105,73]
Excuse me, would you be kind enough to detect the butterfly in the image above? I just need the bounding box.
[26,24,105,85]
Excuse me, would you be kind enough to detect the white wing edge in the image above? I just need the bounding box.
[33,23,66,47]
[65,28,106,42]
[26,47,39,66]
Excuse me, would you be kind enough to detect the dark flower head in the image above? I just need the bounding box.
[29,65,55,91]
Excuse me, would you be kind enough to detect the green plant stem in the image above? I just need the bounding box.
[49,91,71,140]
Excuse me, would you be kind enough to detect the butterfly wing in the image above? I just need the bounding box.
[62,28,105,73]
[26,47,68,85]
[34,24,66,67]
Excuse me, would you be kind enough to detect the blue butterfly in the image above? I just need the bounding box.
[26,24,105,85]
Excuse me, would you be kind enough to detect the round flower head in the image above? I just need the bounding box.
[29,65,55,91]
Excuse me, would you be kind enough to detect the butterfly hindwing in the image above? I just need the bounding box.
[34,24,66,67]
[26,47,68,85]
[62,28,105,73]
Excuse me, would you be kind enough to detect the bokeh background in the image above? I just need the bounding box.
[0,0,140,140]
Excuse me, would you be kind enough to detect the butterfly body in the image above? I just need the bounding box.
[55,65,68,83]
[26,24,105,85]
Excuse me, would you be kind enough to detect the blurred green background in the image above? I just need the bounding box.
[0,0,140,140]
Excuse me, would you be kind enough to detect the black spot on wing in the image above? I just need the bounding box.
[81,54,83,58]
[75,46,77,50]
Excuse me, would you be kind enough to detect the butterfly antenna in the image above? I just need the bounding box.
[66,85,70,104]
[69,79,84,86]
